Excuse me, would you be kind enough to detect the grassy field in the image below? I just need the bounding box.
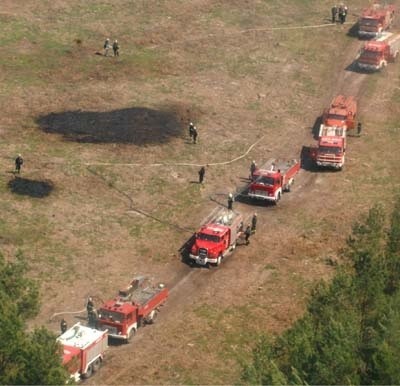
[1,0,400,384]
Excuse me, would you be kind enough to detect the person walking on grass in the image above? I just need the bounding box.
[113,40,119,56]
[192,126,198,144]
[227,193,234,210]
[251,213,257,234]
[104,38,110,56]
[331,5,338,23]
[198,166,205,184]
[60,318,67,334]
[15,154,23,174]
[250,160,257,180]
[245,224,252,245]
[189,122,195,139]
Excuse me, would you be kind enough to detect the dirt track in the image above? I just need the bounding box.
[86,30,370,385]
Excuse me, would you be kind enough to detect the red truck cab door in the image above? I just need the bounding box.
[124,312,135,333]
[223,233,229,249]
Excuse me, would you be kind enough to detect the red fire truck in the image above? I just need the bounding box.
[189,208,244,266]
[358,3,395,38]
[314,125,346,170]
[322,95,357,130]
[248,159,300,204]
[357,32,400,71]
[311,95,357,170]
[57,322,108,382]
[96,276,168,343]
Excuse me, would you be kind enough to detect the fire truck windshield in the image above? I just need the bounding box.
[362,50,382,59]
[327,114,346,121]
[361,18,379,26]
[198,233,221,243]
[99,310,125,322]
[256,176,275,185]
[319,146,341,155]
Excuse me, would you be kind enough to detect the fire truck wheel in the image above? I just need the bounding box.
[126,328,136,343]
[148,311,158,324]
[274,192,281,204]
[92,358,102,372]
[216,255,222,266]
[82,365,93,379]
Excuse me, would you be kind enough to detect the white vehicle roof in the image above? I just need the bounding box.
[319,124,346,138]
[57,322,105,349]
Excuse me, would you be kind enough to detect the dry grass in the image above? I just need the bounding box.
[1,0,400,384]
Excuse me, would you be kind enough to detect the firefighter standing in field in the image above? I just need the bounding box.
[87,297,95,314]
[227,193,234,210]
[251,213,257,234]
[103,38,110,56]
[192,126,198,144]
[343,5,348,22]
[198,166,205,184]
[189,122,195,140]
[244,224,252,245]
[338,5,347,24]
[250,160,257,180]
[60,318,67,334]
[357,122,362,136]
[113,40,119,56]
[15,154,23,174]
[87,297,97,327]
[331,5,338,23]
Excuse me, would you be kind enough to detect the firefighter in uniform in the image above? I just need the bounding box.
[103,38,110,56]
[189,122,195,139]
[227,193,234,210]
[87,297,94,313]
[245,224,252,245]
[15,154,23,174]
[198,166,205,184]
[251,213,257,234]
[113,40,119,56]
[87,297,97,327]
[331,5,338,23]
[60,318,67,334]
[192,126,198,144]
[250,160,257,179]
[357,122,362,136]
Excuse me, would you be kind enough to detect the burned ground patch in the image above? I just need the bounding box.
[8,177,54,198]
[36,106,191,145]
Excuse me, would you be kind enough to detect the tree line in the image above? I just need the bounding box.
[0,252,68,385]
[242,197,400,385]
